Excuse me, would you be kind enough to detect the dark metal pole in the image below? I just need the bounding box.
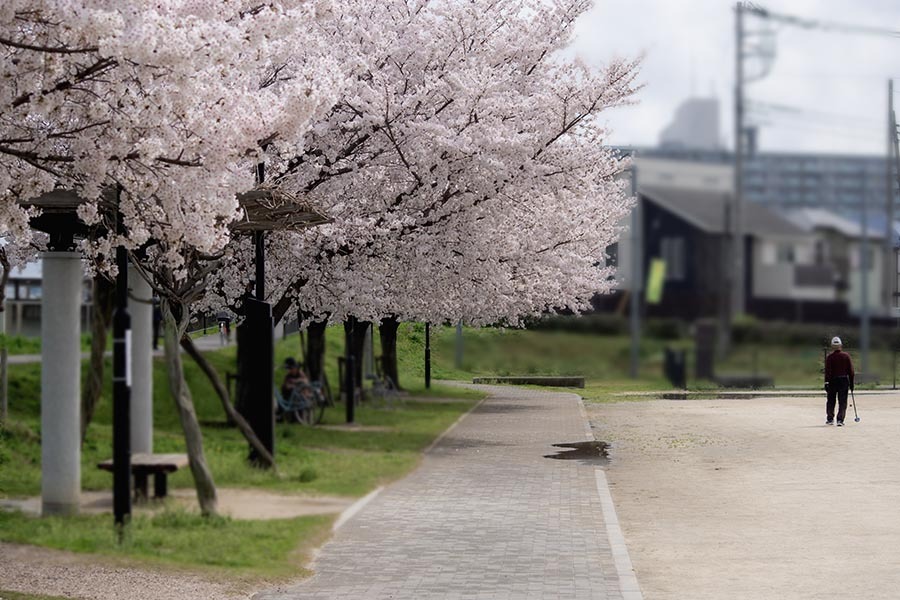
[425,323,431,389]
[733,1,746,318]
[255,161,266,301]
[884,80,895,314]
[629,161,641,379]
[112,193,132,531]
[345,321,355,424]
[455,321,463,369]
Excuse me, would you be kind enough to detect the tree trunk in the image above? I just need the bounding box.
[180,335,275,469]
[344,317,368,397]
[162,298,218,516]
[305,319,327,383]
[0,249,8,425]
[378,316,402,390]
[81,276,116,443]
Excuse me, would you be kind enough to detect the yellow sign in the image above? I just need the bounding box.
[646,259,666,304]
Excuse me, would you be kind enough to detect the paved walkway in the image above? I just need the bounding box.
[255,385,640,600]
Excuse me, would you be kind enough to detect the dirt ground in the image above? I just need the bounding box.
[587,393,900,600]
[1,488,354,520]
[0,489,356,599]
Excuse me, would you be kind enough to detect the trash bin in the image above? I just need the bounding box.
[664,347,687,389]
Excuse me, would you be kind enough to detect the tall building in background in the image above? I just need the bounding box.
[645,98,897,215]
[612,98,900,321]
[658,98,722,152]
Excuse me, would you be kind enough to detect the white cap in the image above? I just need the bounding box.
[831,336,842,346]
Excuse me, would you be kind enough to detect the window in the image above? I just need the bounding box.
[776,243,795,264]
[605,243,618,269]
[814,240,829,265]
[853,246,875,271]
[660,237,686,281]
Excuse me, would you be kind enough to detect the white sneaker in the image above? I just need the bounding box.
[837,421,844,427]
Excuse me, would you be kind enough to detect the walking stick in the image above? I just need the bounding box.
[851,388,860,423]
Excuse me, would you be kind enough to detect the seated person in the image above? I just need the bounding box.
[281,357,312,403]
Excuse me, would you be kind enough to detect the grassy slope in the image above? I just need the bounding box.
[417,324,897,403]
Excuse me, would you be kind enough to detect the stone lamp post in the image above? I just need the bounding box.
[21,190,90,516]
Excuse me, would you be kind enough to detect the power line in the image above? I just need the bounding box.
[747,5,900,39]
[747,99,884,128]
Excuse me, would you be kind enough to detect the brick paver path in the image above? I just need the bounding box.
[255,385,638,600]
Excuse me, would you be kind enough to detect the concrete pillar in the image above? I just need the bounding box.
[128,266,153,454]
[41,252,82,516]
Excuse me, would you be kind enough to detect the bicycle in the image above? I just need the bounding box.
[275,381,328,425]
[369,356,401,408]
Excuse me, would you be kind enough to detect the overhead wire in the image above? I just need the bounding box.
[746,5,900,39]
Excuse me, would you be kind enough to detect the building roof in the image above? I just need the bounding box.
[639,185,807,238]
[781,207,885,240]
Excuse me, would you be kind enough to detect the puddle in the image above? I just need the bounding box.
[544,441,610,466]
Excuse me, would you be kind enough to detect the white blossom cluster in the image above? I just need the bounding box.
[1,0,342,275]
[220,0,640,326]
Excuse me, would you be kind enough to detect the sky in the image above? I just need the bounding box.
[571,0,900,156]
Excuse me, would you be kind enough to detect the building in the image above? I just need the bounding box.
[4,261,91,337]
[781,207,888,317]
[628,182,841,321]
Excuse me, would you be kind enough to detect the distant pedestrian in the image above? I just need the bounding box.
[217,311,232,344]
[824,336,854,427]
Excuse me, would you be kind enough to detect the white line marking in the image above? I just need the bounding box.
[333,486,383,532]
[595,469,644,600]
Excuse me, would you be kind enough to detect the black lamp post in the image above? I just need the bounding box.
[111,190,131,529]
[425,323,431,389]
[232,187,328,463]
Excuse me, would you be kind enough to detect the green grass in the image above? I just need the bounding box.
[0,508,332,578]
[414,324,900,404]
[0,325,481,578]
[5,319,891,579]
[0,333,94,356]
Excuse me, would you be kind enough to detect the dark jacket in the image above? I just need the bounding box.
[825,350,855,389]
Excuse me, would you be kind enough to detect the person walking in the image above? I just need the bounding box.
[824,336,855,426]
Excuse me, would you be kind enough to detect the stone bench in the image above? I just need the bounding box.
[472,376,585,388]
[97,453,189,501]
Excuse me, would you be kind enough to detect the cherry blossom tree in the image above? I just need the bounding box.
[1,0,343,514]
[209,0,639,385]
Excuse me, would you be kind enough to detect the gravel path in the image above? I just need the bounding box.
[588,392,900,600]
[0,542,251,599]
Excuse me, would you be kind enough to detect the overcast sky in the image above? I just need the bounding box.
[571,0,900,156]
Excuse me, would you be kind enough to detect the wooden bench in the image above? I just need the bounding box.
[97,453,189,501]
[471,376,585,388]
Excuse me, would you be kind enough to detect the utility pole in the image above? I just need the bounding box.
[733,1,746,320]
[862,191,871,376]
[887,80,897,317]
